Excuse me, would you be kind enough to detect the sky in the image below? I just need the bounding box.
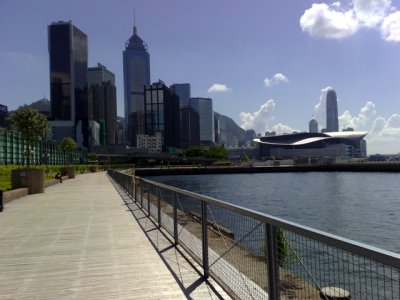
[1,0,400,154]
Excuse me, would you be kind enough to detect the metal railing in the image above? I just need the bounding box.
[108,169,400,299]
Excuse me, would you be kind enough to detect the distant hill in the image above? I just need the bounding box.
[214,112,246,146]
[16,98,51,118]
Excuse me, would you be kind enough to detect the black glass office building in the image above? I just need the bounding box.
[48,21,89,147]
[144,81,180,149]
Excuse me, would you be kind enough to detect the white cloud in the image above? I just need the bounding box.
[367,113,400,153]
[271,123,296,135]
[339,101,377,130]
[381,11,400,41]
[208,83,231,93]
[300,0,400,42]
[337,101,400,154]
[353,0,391,27]
[240,99,297,135]
[300,3,359,39]
[264,73,289,88]
[240,99,276,133]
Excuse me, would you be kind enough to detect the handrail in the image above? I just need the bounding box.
[108,169,400,299]
[139,176,400,269]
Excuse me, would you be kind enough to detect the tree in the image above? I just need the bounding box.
[59,137,77,165]
[7,108,49,166]
[87,152,98,162]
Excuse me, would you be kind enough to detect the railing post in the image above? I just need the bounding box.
[131,175,136,201]
[266,224,280,300]
[134,177,138,203]
[201,201,209,278]
[0,188,3,212]
[157,187,161,228]
[140,178,143,207]
[147,183,151,217]
[173,191,178,246]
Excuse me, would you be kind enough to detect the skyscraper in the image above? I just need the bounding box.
[144,81,180,149]
[309,118,318,133]
[326,88,338,132]
[170,83,191,108]
[48,21,90,147]
[189,97,215,145]
[88,63,117,145]
[123,22,150,146]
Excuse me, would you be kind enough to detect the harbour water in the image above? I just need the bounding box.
[151,172,400,253]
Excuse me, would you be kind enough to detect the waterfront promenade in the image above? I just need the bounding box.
[0,172,229,299]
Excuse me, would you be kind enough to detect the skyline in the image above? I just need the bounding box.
[0,0,399,154]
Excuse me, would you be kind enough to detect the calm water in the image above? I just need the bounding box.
[151,172,400,253]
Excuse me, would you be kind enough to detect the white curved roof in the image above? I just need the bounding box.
[254,131,368,146]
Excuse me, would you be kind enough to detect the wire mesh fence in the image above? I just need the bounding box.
[108,169,400,300]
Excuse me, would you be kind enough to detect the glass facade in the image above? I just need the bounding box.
[123,25,151,146]
[49,24,71,121]
[326,89,338,132]
[48,21,89,147]
[144,82,180,149]
[189,97,215,144]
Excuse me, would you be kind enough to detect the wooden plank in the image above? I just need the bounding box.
[0,172,227,299]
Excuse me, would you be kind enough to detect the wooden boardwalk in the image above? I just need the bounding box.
[0,172,229,300]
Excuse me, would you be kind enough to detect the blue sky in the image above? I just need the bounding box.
[1,0,399,154]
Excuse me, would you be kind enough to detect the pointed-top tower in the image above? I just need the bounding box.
[123,15,150,145]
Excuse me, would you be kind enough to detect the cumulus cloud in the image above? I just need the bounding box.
[337,101,400,153]
[240,100,297,135]
[264,73,289,88]
[339,101,377,130]
[300,0,400,42]
[353,0,391,27]
[368,113,400,153]
[271,123,296,135]
[240,100,276,133]
[381,11,400,41]
[300,3,359,39]
[208,83,231,93]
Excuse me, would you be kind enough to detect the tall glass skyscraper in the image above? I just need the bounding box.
[189,97,215,145]
[123,24,150,146]
[170,83,191,108]
[48,21,89,147]
[326,88,339,132]
[88,63,117,145]
[144,81,180,149]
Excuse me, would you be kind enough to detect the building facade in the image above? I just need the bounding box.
[144,81,180,150]
[309,118,318,133]
[255,131,368,159]
[123,24,150,146]
[48,21,90,147]
[326,88,339,132]
[170,83,191,108]
[137,132,162,153]
[88,63,117,145]
[189,97,214,145]
[180,105,200,148]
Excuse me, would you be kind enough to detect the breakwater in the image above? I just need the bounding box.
[135,162,400,176]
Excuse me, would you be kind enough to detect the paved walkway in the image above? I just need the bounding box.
[0,172,229,300]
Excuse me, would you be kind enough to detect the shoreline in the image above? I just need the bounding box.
[135,163,400,176]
